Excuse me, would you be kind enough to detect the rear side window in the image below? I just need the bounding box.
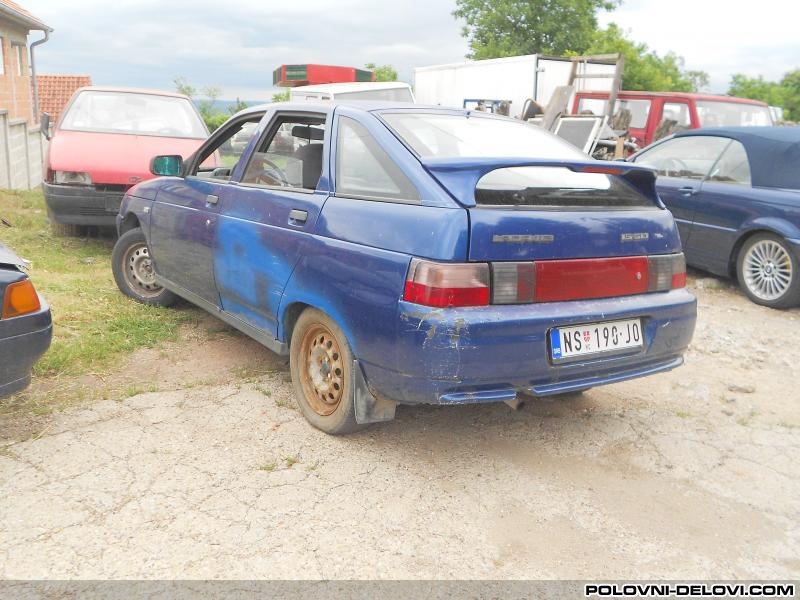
[336,117,420,202]
[475,167,653,209]
[709,140,751,186]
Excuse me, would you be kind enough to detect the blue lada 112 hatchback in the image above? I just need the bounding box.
[112,102,697,434]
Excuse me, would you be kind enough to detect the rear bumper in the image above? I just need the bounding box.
[0,299,53,399]
[360,289,697,405]
[43,182,125,226]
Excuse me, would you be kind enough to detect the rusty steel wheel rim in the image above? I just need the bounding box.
[298,323,345,416]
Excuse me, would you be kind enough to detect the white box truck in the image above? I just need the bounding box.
[414,55,616,119]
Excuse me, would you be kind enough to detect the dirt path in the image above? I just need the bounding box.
[1,275,798,579]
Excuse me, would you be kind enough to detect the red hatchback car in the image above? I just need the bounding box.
[43,87,209,235]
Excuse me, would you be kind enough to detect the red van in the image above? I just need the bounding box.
[43,87,209,235]
[572,91,773,148]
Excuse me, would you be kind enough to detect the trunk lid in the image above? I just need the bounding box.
[422,157,681,261]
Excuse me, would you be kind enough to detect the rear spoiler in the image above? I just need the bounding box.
[420,157,662,208]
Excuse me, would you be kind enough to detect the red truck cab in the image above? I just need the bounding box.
[572,91,773,148]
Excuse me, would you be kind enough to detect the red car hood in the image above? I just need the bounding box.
[47,130,206,186]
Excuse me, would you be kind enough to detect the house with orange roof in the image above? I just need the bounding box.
[0,0,51,189]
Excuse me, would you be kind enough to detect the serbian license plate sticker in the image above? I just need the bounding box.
[550,318,643,361]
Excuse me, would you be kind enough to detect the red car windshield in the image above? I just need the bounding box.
[60,90,207,138]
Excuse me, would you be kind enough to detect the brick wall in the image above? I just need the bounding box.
[0,20,33,123]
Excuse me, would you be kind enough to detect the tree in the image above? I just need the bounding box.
[727,70,800,121]
[173,76,196,99]
[173,76,228,132]
[780,69,800,121]
[453,0,619,59]
[728,74,786,107]
[227,97,250,115]
[271,90,290,102]
[587,24,708,92]
[365,63,398,82]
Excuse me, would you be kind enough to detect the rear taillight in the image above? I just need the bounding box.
[647,253,686,291]
[403,259,490,308]
[1,279,41,319]
[403,254,686,308]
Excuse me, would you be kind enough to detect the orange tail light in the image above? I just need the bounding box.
[2,279,41,319]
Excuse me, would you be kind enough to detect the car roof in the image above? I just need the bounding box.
[72,86,192,100]
[674,127,800,190]
[579,90,770,106]
[235,100,471,117]
[290,82,412,93]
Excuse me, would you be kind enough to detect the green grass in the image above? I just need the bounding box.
[1,189,196,377]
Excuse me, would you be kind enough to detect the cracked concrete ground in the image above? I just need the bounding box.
[1,275,798,579]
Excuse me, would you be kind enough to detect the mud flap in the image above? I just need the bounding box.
[353,360,396,424]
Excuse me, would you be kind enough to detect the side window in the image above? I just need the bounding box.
[633,136,730,179]
[336,116,420,202]
[241,114,326,190]
[190,116,261,180]
[709,140,751,186]
[0,39,5,76]
[654,101,691,140]
[15,44,24,77]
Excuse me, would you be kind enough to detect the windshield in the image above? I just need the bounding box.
[696,101,773,127]
[60,90,208,138]
[381,112,586,159]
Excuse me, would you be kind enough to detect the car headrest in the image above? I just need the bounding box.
[291,125,325,141]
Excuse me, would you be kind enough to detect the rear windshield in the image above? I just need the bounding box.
[381,112,585,159]
[476,167,653,209]
[60,90,208,138]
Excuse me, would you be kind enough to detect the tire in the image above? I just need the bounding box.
[736,233,800,309]
[50,221,86,237]
[289,308,362,435]
[111,228,177,307]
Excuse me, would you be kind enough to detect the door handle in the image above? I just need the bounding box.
[678,187,697,196]
[289,209,308,224]
[206,194,219,205]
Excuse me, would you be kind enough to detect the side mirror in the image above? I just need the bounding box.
[150,155,183,176]
[40,113,51,140]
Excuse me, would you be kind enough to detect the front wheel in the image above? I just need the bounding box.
[736,233,800,309]
[112,228,177,307]
[289,308,362,435]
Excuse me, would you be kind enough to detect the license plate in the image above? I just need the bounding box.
[550,318,643,361]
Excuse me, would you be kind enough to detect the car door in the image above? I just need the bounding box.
[686,138,753,274]
[214,109,331,338]
[149,113,262,307]
[631,135,730,253]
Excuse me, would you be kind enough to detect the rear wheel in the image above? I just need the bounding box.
[112,228,177,307]
[289,308,361,435]
[736,233,800,309]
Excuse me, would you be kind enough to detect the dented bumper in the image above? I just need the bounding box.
[359,289,696,405]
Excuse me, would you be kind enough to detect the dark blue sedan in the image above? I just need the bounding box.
[0,242,52,398]
[631,127,800,308]
[112,102,696,434]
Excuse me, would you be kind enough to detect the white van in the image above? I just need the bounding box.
[289,82,415,103]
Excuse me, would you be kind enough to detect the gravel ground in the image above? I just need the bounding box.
[1,274,798,579]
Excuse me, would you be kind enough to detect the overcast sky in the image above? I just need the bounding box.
[20,0,800,100]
